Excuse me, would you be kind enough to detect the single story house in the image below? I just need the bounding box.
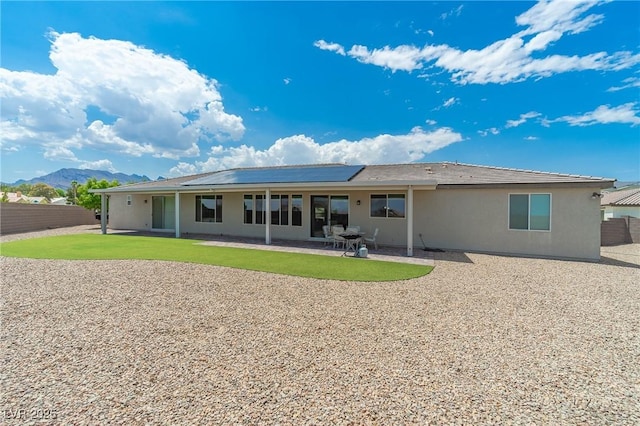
[92,162,615,261]
[601,187,640,220]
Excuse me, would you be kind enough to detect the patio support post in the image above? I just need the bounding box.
[265,188,271,245]
[175,191,181,238]
[407,185,414,257]
[100,193,107,234]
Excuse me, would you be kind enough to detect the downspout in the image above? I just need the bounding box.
[175,191,181,238]
[265,188,271,245]
[407,185,414,257]
[100,193,108,234]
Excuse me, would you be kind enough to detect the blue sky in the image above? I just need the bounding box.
[1,0,639,184]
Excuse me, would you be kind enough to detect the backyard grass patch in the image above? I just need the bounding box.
[0,234,432,281]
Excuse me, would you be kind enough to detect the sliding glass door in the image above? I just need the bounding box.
[310,195,349,237]
[152,196,175,230]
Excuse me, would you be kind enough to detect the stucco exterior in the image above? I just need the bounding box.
[106,185,604,260]
[414,187,602,260]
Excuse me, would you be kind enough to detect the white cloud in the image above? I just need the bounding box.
[442,97,458,108]
[607,77,640,92]
[167,127,463,175]
[169,162,198,177]
[515,0,604,35]
[313,40,346,56]
[425,119,437,125]
[0,31,244,166]
[477,127,500,137]
[427,30,434,37]
[317,0,639,84]
[347,44,446,73]
[250,106,268,112]
[79,159,117,172]
[283,77,292,85]
[524,136,539,141]
[553,103,640,127]
[43,145,79,162]
[441,5,464,20]
[505,111,541,128]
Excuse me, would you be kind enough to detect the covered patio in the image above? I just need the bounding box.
[107,229,436,266]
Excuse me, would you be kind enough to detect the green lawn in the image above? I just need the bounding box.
[0,234,432,282]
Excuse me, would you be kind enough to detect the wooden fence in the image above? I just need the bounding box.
[601,216,640,246]
[0,203,98,235]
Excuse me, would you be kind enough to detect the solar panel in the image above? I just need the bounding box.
[182,165,365,186]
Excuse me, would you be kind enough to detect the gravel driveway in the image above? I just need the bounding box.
[1,226,639,424]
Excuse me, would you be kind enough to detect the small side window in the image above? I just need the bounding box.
[126,195,132,206]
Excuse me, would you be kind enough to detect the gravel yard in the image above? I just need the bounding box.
[1,226,639,424]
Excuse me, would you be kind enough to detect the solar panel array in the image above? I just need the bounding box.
[181,165,365,186]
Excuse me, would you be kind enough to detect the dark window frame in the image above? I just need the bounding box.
[195,195,223,223]
[370,194,406,218]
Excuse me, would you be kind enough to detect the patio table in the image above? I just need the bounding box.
[340,232,364,257]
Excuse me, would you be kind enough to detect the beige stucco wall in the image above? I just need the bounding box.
[108,194,154,230]
[106,186,602,260]
[414,187,602,260]
[179,191,403,242]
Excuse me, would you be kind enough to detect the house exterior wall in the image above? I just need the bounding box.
[603,206,640,220]
[108,194,153,230]
[414,187,602,260]
[178,191,409,243]
[106,186,602,260]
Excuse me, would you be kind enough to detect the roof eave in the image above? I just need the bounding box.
[90,180,438,194]
[435,180,616,190]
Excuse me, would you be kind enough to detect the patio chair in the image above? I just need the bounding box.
[364,228,379,250]
[346,226,360,233]
[331,225,346,249]
[321,225,333,245]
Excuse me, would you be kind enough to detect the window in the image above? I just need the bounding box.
[196,195,222,223]
[244,195,253,224]
[271,195,289,226]
[243,194,266,224]
[330,195,349,226]
[370,194,405,218]
[244,194,302,226]
[126,195,132,206]
[292,195,302,226]
[509,193,550,231]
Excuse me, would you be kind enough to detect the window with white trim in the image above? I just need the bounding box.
[509,193,551,231]
[196,195,223,223]
[370,194,405,218]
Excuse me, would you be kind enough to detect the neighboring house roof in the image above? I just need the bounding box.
[91,162,615,193]
[50,197,70,205]
[0,192,47,203]
[601,188,640,206]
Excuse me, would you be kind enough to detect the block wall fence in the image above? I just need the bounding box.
[601,217,640,246]
[0,203,98,235]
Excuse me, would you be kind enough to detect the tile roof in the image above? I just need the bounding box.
[352,162,614,186]
[96,162,615,192]
[601,188,640,206]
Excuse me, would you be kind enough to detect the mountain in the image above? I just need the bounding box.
[8,168,151,189]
